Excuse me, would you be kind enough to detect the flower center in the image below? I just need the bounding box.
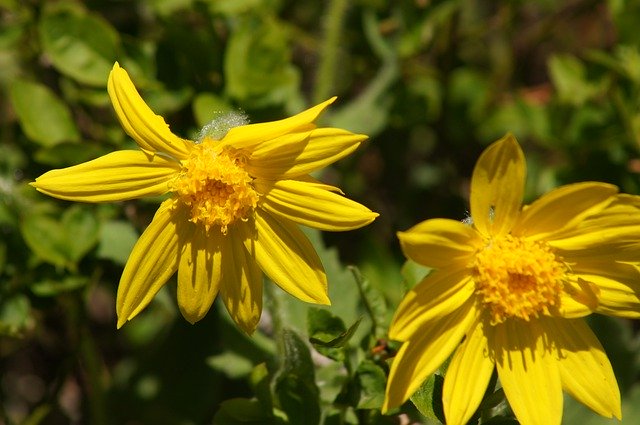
[170,139,258,233]
[472,235,567,324]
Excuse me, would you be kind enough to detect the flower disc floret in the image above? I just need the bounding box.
[171,139,258,233]
[473,235,567,324]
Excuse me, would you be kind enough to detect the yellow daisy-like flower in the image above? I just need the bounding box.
[32,62,377,334]
[384,134,640,425]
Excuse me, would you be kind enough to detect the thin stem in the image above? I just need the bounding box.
[264,281,285,361]
[79,326,107,425]
[314,0,350,104]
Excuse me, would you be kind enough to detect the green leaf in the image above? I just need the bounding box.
[307,307,361,348]
[548,54,600,106]
[207,351,255,379]
[275,329,321,425]
[9,79,80,146]
[149,0,194,17]
[208,0,265,16]
[193,93,234,128]
[20,206,99,270]
[410,373,445,423]
[307,307,361,362]
[61,205,100,262]
[20,213,70,269]
[355,360,386,409]
[224,16,299,107]
[34,142,109,168]
[213,398,274,424]
[96,220,138,266]
[0,294,31,337]
[39,6,120,87]
[31,276,88,297]
[400,259,431,291]
[250,363,273,410]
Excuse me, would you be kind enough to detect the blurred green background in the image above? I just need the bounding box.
[2,0,640,424]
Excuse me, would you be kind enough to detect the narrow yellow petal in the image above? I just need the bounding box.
[443,319,495,425]
[383,298,477,412]
[493,320,563,425]
[543,318,621,419]
[219,226,263,334]
[389,268,475,341]
[32,150,179,202]
[117,199,182,327]
[470,134,525,238]
[514,182,617,239]
[255,178,378,231]
[176,225,222,324]
[241,210,329,305]
[108,62,191,159]
[220,97,336,150]
[397,218,481,269]
[245,128,367,179]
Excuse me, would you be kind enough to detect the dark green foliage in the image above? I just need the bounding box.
[2,0,640,424]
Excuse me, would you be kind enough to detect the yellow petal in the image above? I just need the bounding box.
[220,97,336,149]
[32,150,179,202]
[219,225,263,334]
[493,319,563,425]
[176,225,222,324]
[255,178,378,231]
[443,319,495,425]
[576,273,640,318]
[241,210,329,304]
[389,267,475,341]
[245,128,367,179]
[117,199,182,327]
[382,298,477,412]
[543,318,621,419]
[553,277,599,318]
[470,134,525,238]
[108,62,191,159]
[397,218,481,268]
[548,195,640,251]
[514,182,617,239]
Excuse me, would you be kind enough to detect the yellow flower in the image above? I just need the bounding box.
[32,62,378,334]
[384,134,640,425]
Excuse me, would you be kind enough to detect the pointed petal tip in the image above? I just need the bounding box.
[302,289,331,305]
[116,317,126,329]
[235,318,259,335]
[180,312,199,325]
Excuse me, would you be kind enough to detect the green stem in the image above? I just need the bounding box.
[264,281,285,360]
[314,0,350,104]
[79,326,107,425]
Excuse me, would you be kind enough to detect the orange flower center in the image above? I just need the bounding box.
[472,235,567,324]
[170,139,258,233]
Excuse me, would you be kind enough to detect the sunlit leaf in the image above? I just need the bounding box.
[410,373,445,423]
[9,79,80,146]
[96,220,138,266]
[39,5,120,86]
[355,360,386,409]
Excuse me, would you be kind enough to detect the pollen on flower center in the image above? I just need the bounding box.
[472,235,567,324]
[170,139,258,233]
